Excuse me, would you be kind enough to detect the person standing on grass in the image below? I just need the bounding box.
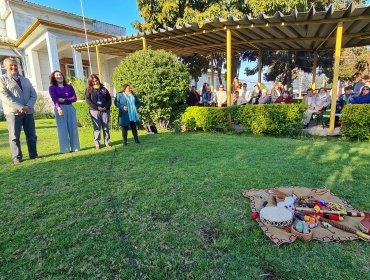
[0,57,39,165]
[49,71,80,154]
[114,84,141,145]
[85,74,112,150]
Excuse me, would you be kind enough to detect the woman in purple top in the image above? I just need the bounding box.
[49,71,80,153]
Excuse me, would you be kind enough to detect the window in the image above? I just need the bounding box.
[66,64,89,81]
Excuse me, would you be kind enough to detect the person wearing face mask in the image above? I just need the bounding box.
[0,57,39,164]
[49,70,80,154]
[85,74,112,149]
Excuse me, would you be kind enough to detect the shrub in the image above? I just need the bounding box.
[181,107,229,131]
[66,77,86,100]
[73,101,120,130]
[34,96,54,119]
[180,104,307,136]
[340,104,370,140]
[73,101,90,127]
[237,104,307,136]
[112,49,189,126]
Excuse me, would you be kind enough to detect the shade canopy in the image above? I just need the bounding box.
[72,4,370,56]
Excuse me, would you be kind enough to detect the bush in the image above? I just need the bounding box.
[237,104,307,136]
[340,104,370,140]
[73,101,90,128]
[66,77,86,100]
[73,101,120,130]
[181,107,229,131]
[112,49,189,126]
[181,104,307,136]
[34,96,54,120]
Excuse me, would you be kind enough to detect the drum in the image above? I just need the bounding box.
[259,206,293,228]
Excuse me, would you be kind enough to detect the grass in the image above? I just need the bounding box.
[0,119,369,279]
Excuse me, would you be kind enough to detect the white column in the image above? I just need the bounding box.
[72,49,84,80]
[45,32,60,72]
[25,50,43,91]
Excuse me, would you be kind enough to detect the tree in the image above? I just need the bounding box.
[112,49,189,127]
[133,1,366,89]
[339,47,370,83]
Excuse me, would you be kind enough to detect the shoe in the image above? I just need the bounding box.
[13,159,22,165]
[106,144,112,148]
[135,139,140,144]
[95,145,100,150]
[31,156,42,160]
[123,142,128,146]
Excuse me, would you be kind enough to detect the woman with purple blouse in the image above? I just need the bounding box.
[49,71,80,153]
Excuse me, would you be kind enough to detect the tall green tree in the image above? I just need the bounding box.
[133,0,366,88]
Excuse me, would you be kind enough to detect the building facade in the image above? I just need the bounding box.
[0,0,125,113]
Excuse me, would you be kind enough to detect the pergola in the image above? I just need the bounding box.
[72,4,370,131]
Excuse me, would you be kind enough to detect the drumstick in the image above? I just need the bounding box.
[319,217,370,240]
[296,207,345,216]
[296,207,364,217]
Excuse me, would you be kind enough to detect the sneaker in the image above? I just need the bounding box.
[95,145,100,150]
[123,142,128,146]
[13,159,22,165]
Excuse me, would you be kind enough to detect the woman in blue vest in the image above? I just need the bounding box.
[114,84,141,145]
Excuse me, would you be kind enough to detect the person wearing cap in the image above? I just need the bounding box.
[336,85,354,113]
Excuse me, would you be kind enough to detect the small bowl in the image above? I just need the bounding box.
[291,225,313,241]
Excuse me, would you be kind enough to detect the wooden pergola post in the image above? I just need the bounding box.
[210,52,214,92]
[96,46,103,82]
[312,50,318,90]
[226,28,232,106]
[329,22,343,132]
[142,37,147,50]
[258,49,263,86]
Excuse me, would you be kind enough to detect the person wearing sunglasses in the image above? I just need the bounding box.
[350,86,370,104]
[215,84,227,107]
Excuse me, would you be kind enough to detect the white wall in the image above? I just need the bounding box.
[38,51,52,90]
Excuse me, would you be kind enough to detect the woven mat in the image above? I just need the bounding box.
[242,187,368,246]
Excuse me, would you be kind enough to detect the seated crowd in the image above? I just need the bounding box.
[186,74,370,128]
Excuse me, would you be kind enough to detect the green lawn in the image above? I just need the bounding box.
[0,119,369,279]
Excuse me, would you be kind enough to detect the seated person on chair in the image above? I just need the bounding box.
[336,85,354,113]
[275,90,293,104]
[258,89,270,104]
[232,90,247,105]
[350,85,370,104]
[302,87,331,127]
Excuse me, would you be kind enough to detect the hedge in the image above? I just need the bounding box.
[236,104,307,135]
[181,106,229,131]
[181,104,307,136]
[340,104,370,141]
[73,101,120,130]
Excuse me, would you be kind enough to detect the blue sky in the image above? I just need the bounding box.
[29,0,142,35]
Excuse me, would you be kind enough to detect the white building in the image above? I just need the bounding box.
[0,0,125,112]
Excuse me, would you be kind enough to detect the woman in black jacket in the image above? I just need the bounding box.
[85,74,112,149]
